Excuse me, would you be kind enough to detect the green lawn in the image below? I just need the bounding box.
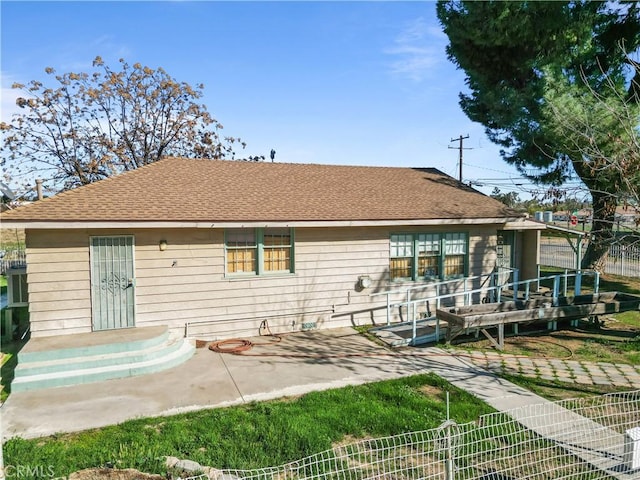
[4,374,494,478]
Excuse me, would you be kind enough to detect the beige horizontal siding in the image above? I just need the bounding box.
[27,280,88,294]
[24,224,502,339]
[26,288,88,303]
[26,230,92,336]
[27,262,89,274]
[29,308,92,323]
[135,265,220,278]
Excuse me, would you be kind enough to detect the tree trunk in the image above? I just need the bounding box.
[581,190,617,271]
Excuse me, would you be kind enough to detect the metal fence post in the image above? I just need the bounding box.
[444,392,455,480]
[553,276,560,305]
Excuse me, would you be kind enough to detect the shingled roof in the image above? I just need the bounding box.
[0,158,523,225]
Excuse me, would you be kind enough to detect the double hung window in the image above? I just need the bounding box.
[390,232,468,281]
[226,228,294,276]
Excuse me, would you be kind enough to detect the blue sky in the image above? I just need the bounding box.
[1,1,534,197]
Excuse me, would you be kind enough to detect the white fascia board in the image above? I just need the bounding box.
[542,223,589,236]
[1,216,527,230]
[501,219,548,231]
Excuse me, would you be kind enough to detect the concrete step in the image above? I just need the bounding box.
[15,332,185,377]
[17,326,170,363]
[10,333,195,392]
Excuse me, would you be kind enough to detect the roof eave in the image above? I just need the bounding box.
[502,219,549,231]
[1,216,528,230]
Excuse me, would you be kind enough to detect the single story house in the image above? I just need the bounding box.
[0,158,544,340]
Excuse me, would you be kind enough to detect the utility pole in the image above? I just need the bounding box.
[449,134,471,182]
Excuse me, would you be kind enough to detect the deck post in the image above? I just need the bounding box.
[463,278,468,305]
[553,276,560,305]
[512,268,519,300]
[575,271,582,296]
[409,290,416,343]
[412,315,417,344]
[576,238,583,271]
[386,294,391,326]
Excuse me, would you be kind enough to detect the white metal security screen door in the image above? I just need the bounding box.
[90,236,136,331]
[496,230,514,284]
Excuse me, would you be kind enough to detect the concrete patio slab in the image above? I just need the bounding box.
[1,328,428,439]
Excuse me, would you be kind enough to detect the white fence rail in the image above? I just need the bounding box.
[608,243,640,277]
[0,249,26,275]
[370,268,599,345]
[213,390,640,480]
[541,238,640,278]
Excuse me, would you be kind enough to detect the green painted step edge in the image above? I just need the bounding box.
[17,328,170,363]
[14,336,184,377]
[10,341,195,393]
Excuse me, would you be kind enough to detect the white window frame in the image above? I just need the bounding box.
[7,267,28,307]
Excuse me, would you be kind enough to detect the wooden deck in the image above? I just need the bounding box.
[438,292,640,349]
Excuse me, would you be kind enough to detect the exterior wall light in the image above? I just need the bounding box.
[159,240,168,251]
[358,275,372,289]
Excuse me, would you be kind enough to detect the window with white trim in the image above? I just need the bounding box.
[225,228,294,276]
[7,267,28,307]
[390,232,468,281]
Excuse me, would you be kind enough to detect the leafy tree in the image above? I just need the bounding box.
[437,1,640,270]
[543,62,640,230]
[489,188,520,208]
[1,57,247,192]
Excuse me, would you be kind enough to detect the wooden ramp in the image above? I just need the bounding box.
[438,291,640,350]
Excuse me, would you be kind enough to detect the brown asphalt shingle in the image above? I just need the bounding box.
[0,158,522,223]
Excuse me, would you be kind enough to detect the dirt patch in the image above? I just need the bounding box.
[331,434,374,449]
[419,384,444,399]
[452,316,639,364]
[69,468,165,480]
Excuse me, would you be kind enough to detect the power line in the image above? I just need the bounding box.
[448,134,472,182]
[463,162,523,176]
